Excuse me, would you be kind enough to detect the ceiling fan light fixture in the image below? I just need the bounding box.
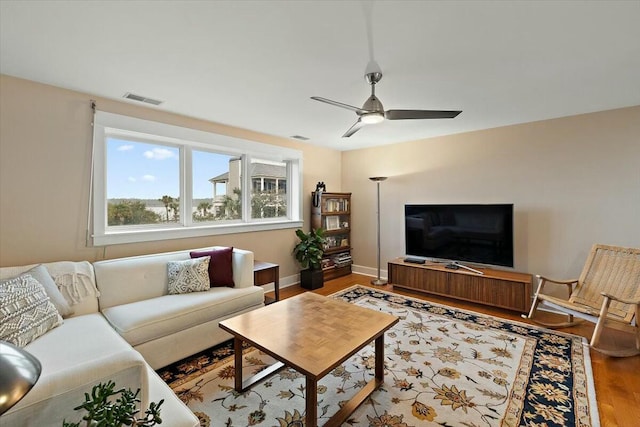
[361,112,384,124]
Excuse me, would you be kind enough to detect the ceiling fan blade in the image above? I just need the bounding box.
[342,120,365,138]
[385,110,462,120]
[311,96,367,114]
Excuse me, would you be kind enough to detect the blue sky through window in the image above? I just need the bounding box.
[107,138,232,199]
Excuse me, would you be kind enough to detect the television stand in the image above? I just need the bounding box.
[388,258,532,313]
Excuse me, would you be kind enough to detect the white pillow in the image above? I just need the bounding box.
[18,265,74,318]
[0,274,63,347]
[167,257,210,294]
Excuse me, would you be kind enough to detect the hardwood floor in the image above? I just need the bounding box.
[266,273,640,427]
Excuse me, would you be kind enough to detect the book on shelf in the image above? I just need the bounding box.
[331,252,352,268]
[324,198,349,213]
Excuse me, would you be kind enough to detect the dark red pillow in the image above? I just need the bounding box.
[190,247,234,287]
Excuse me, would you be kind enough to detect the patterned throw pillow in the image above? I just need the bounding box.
[20,265,74,318]
[0,274,63,347]
[167,257,211,294]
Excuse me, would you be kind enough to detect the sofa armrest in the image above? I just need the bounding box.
[232,248,255,288]
[4,350,149,426]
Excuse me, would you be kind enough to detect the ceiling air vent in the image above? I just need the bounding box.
[290,135,310,141]
[123,92,163,106]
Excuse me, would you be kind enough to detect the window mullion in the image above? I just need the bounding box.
[183,146,192,227]
[242,155,251,222]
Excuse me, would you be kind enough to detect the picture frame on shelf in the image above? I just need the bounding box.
[325,215,340,230]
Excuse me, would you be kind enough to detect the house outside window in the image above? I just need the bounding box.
[249,160,287,219]
[92,111,303,245]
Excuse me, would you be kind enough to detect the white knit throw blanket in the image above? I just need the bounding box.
[45,261,100,304]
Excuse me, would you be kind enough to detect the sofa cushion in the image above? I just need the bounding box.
[93,247,255,310]
[167,257,210,294]
[4,313,149,426]
[190,246,234,287]
[101,286,264,347]
[0,274,63,347]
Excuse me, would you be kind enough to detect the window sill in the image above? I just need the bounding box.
[93,220,304,246]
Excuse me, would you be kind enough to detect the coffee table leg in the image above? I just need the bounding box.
[375,334,384,382]
[306,376,317,427]
[234,337,243,392]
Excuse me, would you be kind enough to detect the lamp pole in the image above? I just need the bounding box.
[369,177,387,285]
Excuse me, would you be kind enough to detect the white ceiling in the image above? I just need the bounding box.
[1,1,639,151]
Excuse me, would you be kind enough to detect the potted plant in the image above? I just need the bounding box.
[63,381,163,427]
[293,228,326,290]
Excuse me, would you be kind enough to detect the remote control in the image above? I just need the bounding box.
[404,257,426,264]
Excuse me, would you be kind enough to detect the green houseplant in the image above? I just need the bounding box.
[293,228,326,290]
[63,381,163,427]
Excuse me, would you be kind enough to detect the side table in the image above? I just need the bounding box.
[253,261,280,304]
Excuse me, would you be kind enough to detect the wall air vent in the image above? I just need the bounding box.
[123,92,163,106]
[290,135,310,141]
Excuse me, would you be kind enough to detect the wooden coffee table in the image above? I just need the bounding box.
[219,292,398,427]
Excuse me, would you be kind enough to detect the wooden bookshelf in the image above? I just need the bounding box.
[311,192,352,281]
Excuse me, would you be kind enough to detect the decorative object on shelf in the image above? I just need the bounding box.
[62,380,164,427]
[0,341,42,415]
[325,215,340,230]
[312,182,326,208]
[370,177,388,285]
[293,228,326,290]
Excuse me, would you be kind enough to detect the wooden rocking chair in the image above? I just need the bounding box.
[523,244,640,357]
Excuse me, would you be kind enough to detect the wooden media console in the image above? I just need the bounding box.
[388,258,533,313]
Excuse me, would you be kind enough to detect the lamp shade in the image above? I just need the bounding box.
[0,341,41,415]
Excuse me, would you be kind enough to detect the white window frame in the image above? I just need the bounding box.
[92,111,303,246]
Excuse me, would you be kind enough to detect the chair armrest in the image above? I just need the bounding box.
[536,275,579,285]
[601,292,640,305]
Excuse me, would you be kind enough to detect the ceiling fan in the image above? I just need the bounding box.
[311,61,462,137]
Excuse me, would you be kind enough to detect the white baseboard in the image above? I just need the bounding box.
[351,264,387,280]
[257,273,299,294]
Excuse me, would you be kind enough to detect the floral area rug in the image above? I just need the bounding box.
[157,285,599,426]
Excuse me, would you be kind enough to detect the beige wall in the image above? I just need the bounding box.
[0,74,341,277]
[343,106,640,279]
[2,74,638,281]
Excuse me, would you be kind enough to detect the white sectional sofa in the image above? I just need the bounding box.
[0,246,264,426]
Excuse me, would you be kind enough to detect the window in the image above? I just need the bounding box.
[250,159,287,219]
[92,111,303,245]
[106,139,180,225]
[192,150,240,222]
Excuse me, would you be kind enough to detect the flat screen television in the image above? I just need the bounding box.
[405,204,514,267]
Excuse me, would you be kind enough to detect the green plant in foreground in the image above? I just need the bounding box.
[63,381,163,427]
[293,228,326,270]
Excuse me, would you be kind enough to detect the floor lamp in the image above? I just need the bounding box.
[369,176,387,285]
[0,341,41,415]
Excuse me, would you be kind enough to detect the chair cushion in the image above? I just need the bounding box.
[190,246,234,287]
[101,286,264,346]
